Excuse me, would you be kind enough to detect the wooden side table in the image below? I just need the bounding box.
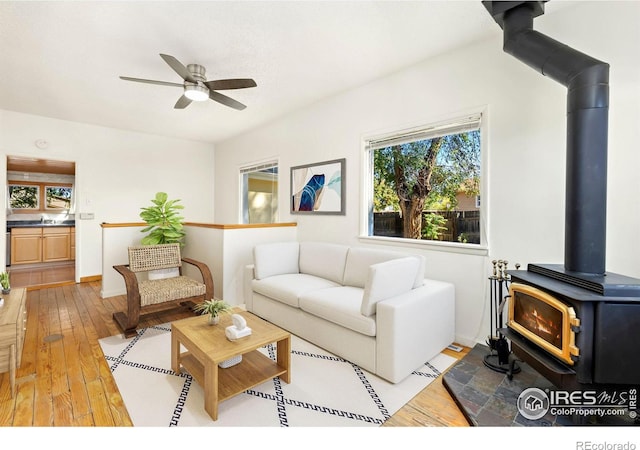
[0,288,27,397]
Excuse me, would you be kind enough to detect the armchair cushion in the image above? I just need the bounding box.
[139,276,207,307]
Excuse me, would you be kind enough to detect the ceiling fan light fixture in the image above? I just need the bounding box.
[121,54,253,110]
[184,84,209,102]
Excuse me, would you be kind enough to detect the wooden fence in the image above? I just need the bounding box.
[373,210,480,244]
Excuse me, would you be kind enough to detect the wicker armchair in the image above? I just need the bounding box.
[113,243,213,337]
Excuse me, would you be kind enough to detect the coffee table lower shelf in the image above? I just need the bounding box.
[180,349,287,402]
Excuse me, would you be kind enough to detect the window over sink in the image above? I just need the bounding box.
[45,186,73,210]
[8,184,40,210]
[8,181,73,212]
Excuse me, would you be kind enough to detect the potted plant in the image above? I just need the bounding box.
[0,271,10,294]
[194,299,232,325]
[139,192,186,247]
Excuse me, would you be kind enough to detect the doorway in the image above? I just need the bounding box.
[6,156,77,289]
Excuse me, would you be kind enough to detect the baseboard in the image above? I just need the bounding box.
[80,274,102,283]
[101,287,126,298]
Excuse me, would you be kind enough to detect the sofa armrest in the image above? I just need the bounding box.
[375,279,455,383]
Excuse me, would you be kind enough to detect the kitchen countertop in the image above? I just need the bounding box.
[7,220,75,230]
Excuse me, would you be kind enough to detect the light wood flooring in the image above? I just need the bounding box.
[0,276,470,427]
[8,262,75,290]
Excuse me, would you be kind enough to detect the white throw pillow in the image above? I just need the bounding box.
[253,242,300,280]
[360,257,420,317]
[299,241,349,284]
[147,267,180,280]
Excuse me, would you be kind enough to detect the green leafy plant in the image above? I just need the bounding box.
[139,192,186,246]
[193,299,232,318]
[421,212,448,240]
[0,272,10,290]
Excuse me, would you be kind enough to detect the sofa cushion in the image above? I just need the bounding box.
[299,241,349,284]
[343,248,406,288]
[252,273,340,308]
[343,248,426,289]
[299,286,376,337]
[361,257,421,317]
[253,241,300,280]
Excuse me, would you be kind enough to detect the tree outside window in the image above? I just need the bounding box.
[368,116,482,244]
[9,185,39,209]
[46,186,73,209]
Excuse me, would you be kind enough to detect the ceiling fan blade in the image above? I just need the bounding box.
[120,76,183,88]
[159,53,197,83]
[209,91,247,110]
[204,79,257,90]
[174,95,192,109]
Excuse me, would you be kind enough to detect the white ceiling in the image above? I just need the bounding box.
[0,1,574,145]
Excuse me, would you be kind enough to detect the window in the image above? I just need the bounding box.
[8,181,73,212]
[9,184,39,210]
[45,186,73,210]
[240,161,278,224]
[364,114,483,246]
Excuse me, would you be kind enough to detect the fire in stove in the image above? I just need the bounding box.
[513,292,563,348]
[508,283,580,366]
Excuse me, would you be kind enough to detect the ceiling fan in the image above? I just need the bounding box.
[120,53,256,110]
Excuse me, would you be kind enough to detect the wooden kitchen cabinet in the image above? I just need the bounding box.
[70,228,76,260]
[10,226,74,265]
[0,288,27,397]
[10,228,42,265]
[43,227,71,262]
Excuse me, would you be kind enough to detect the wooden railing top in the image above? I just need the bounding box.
[101,222,297,229]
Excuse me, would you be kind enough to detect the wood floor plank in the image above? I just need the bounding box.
[0,397,15,425]
[18,289,39,379]
[0,280,469,427]
[52,391,74,426]
[33,375,54,426]
[85,378,115,426]
[11,377,35,426]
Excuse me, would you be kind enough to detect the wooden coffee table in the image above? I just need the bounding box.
[171,310,291,421]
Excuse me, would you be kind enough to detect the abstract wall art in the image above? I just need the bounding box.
[290,158,345,215]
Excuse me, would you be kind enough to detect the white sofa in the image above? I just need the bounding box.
[243,241,455,383]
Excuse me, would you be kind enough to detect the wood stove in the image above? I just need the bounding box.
[504,267,640,390]
[482,1,640,391]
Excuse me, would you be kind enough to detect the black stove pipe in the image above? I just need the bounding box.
[483,1,609,275]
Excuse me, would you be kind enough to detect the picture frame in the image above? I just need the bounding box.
[290,158,345,215]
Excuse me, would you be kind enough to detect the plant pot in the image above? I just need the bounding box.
[208,315,220,325]
[2,289,10,295]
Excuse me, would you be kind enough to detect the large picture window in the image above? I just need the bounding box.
[364,113,483,246]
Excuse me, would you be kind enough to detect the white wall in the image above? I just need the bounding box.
[0,110,216,279]
[101,223,297,304]
[213,2,640,346]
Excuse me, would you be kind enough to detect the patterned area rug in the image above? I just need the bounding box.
[99,323,456,427]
